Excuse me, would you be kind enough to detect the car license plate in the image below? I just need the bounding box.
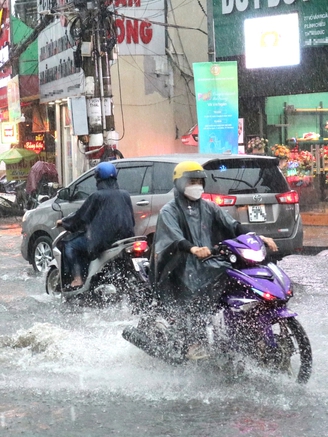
[132,258,148,271]
[248,205,267,222]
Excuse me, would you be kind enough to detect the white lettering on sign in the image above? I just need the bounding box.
[222,0,309,14]
[115,0,165,55]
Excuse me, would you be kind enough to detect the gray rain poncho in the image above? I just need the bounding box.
[150,189,248,303]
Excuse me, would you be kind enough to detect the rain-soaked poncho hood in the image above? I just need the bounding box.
[150,189,248,302]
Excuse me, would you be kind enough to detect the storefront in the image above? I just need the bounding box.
[265,91,328,207]
[213,0,328,209]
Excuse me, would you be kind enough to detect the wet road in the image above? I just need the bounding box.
[1,219,328,436]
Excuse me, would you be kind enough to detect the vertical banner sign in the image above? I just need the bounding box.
[193,62,238,154]
[7,75,22,122]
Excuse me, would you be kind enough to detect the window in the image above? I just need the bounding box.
[152,162,176,194]
[117,165,150,195]
[71,173,97,200]
[204,158,289,194]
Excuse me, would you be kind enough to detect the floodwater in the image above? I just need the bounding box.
[1,225,328,436]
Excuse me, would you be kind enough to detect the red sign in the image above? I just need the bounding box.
[24,141,45,153]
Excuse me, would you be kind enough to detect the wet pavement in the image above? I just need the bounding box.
[1,216,328,436]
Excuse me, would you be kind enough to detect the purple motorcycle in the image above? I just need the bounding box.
[122,234,312,384]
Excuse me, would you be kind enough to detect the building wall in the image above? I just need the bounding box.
[34,0,208,183]
[110,0,208,158]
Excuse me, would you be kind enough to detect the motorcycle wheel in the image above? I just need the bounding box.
[32,236,53,273]
[263,318,312,384]
[46,266,61,296]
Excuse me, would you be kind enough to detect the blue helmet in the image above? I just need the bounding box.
[94,162,117,181]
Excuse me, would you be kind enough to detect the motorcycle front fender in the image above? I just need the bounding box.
[47,258,58,270]
[272,307,298,319]
[260,307,298,348]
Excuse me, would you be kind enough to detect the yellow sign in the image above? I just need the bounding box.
[6,158,37,181]
[1,122,17,144]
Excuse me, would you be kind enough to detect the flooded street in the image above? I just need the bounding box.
[1,220,328,436]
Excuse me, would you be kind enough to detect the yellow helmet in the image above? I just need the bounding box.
[173,161,207,182]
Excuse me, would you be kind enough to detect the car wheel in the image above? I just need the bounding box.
[32,236,53,273]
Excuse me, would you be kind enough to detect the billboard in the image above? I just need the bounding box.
[213,0,328,58]
[244,13,300,68]
[193,62,238,154]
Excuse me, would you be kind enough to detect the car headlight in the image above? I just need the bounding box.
[22,209,33,222]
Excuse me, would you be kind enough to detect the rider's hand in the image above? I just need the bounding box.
[260,236,278,252]
[190,246,211,258]
[56,219,62,227]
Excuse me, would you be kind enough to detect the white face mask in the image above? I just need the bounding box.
[184,184,204,201]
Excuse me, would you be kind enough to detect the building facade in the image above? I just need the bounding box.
[35,0,208,185]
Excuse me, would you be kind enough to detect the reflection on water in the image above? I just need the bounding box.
[1,254,328,435]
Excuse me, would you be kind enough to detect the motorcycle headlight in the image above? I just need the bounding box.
[239,246,266,262]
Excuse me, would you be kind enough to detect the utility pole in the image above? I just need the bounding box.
[206,0,216,62]
[83,0,117,161]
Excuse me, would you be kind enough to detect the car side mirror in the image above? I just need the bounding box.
[57,187,70,201]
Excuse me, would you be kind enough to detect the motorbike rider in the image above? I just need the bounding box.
[149,161,278,357]
[56,162,135,290]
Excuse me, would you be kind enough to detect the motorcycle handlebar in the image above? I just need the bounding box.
[201,244,229,262]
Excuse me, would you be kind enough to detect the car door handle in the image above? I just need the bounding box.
[136,200,150,206]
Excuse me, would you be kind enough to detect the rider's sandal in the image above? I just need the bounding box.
[185,344,209,360]
[64,284,83,291]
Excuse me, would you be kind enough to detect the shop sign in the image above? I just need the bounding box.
[6,158,37,181]
[38,20,83,103]
[0,108,8,121]
[24,133,45,153]
[0,45,8,65]
[7,75,21,122]
[24,140,45,154]
[1,122,17,143]
[114,0,165,55]
[193,62,239,154]
[213,0,328,57]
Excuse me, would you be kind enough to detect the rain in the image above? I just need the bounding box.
[1,216,328,436]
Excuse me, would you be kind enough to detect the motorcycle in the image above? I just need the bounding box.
[26,161,60,210]
[122,233,312,384]
[26,181,59,210]
[45,230,151,308]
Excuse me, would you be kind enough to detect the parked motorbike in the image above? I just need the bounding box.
[0,180,27,217]
[26,161,59,210]
[26,181,59,210]
[122,233,312,384]
[0,175,20,194]
[45,229,151,309]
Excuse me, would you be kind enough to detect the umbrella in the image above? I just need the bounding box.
[0,148,38,164]
[26,161,58,194]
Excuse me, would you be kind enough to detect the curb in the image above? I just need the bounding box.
[301,246,328,256]
[301,212,328,226]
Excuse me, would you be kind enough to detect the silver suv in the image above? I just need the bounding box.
[21,154,303,272]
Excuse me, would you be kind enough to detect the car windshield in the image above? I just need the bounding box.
[203,158,290,194]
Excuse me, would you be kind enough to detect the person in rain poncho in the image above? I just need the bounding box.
[150,161,278,305]
[56,162,135,289]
